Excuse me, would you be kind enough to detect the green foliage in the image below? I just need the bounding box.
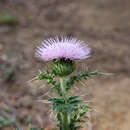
[24,115,32,124]
[35,69,104,130]
[29,125,36,130]
[48,95,92,130]
[38,128,43,130]
[0,11,18,25]
[51,84,62,96]
[0,117,16,128]
[36,70,56,86]
[66,71,103,90]
[29,126,43,130]
[48,98,64,112]
[69,104,93,130]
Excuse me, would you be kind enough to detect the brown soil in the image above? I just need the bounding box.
[0,0,130,130]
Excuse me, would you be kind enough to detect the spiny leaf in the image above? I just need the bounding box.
[68,96,79,101]
[66,71,104,90]
[57,112,62,121]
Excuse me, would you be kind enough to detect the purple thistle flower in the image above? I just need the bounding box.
[35,37,91,61]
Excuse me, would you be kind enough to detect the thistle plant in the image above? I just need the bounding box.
[34,37,103,130]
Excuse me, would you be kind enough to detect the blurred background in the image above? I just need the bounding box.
[0,0,130,129]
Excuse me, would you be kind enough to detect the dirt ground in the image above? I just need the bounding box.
[0,0,130,130]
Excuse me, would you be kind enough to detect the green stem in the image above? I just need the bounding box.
[60,77,70,130]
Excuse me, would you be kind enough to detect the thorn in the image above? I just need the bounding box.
[26,76,38,84]
[37,100,50,104]
[79,80,88,88]
[38,69,42,74]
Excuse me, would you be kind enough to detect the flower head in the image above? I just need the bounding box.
[35,37,91,61]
